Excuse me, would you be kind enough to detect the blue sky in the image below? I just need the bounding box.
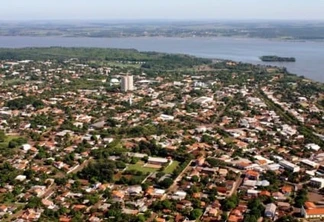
[1,0,324,20]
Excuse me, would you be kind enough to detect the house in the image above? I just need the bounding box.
[15,175,27,182]
[277,202,291,211]
[306,143,321,151]
[0,205,7,212]
[260,190,271,197]
[247,189,260,197]
[21,144,32,152]
[264,203,277,218]
[127,186,142,195]
[152,188,166,197]
[159,114,174,121]
[172,191,187,200]
[42,199,55,209]
[72,204,87,211]
[245,170,260,180]
[59,216,72,222]
[112,190,125,201]
[272,192,286,201]
[281,185,293,196]
[21,209,41,221]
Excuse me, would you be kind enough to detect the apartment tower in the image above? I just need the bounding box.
[121,75,134,92]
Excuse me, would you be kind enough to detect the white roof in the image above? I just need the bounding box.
[174,191,187,197]
[306,143,321,151]
[148,157,168,163]
[110,78,119,83]
[247,189,260,194]
[154,189,165,195]
[310,177,324,183]
[15,175,27,181]
[301,159,319,168]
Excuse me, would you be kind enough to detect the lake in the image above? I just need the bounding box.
[0,36,323,82]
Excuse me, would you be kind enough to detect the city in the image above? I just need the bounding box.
[0,49,323,221]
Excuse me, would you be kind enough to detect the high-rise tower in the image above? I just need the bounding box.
[120,75,134,92]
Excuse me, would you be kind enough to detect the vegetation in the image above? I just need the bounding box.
[78,160,116,183]
[6,96,44,110]
[0,47,211,71]
[260,55,296,62]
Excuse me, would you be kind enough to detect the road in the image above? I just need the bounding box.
[228,172,243,197]
[68,157,93,174]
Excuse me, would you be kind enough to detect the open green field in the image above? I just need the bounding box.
[127,160,180,174]
[127,161,158,173]
[223,137,234,144]
[0,135,19,149]
[163,160,179,174]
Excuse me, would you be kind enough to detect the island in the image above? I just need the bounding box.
[260,55,296,62]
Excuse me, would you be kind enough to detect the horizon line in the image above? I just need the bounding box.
[1,18,324,23]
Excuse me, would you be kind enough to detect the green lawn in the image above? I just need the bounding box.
[223,137,234,144]
[127,160,180,174]
[0,135,20,149]
[127,161,158,173]
[163,161,179,174]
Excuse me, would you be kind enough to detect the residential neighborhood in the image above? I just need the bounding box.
[0,51,324,222]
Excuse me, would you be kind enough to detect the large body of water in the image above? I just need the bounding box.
[0,36,323,82]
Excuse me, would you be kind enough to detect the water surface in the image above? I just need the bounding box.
[0,36,323,82]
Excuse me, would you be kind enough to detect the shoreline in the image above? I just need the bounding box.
[0,37,322,83]
[0,35,323,43]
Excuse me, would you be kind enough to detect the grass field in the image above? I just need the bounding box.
[127,161,158,173]
[223,137,234,144]
[163,161,179,174]
[127,160,180,174]
[0,135,19,149]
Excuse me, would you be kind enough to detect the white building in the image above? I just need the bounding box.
[121,75,134,92]
[309,177,324,189]
[279,160,300,173]
[301,159,319,169]
[159,114,174,121]
[306,143,321,151]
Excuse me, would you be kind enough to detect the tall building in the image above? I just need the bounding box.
[127,75,134,91]
[120,75,134,92]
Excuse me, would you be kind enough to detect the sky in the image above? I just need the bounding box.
[1,0,324,21]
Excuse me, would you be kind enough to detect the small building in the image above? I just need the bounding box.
[148,157,169,166]
[279,160,300,173]
[309,177,324,189]
[159,114,174,121]
[265,203,277,218]
[306,143,321,151]
[21,144,32,152]
[301,159,319,169]
[172,191,187,200]
[245,170,260,180]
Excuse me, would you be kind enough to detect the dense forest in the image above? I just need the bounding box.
[0,47,212,71]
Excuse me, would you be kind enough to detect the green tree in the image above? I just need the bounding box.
[159,178,173,189]
[190,209,203,220]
